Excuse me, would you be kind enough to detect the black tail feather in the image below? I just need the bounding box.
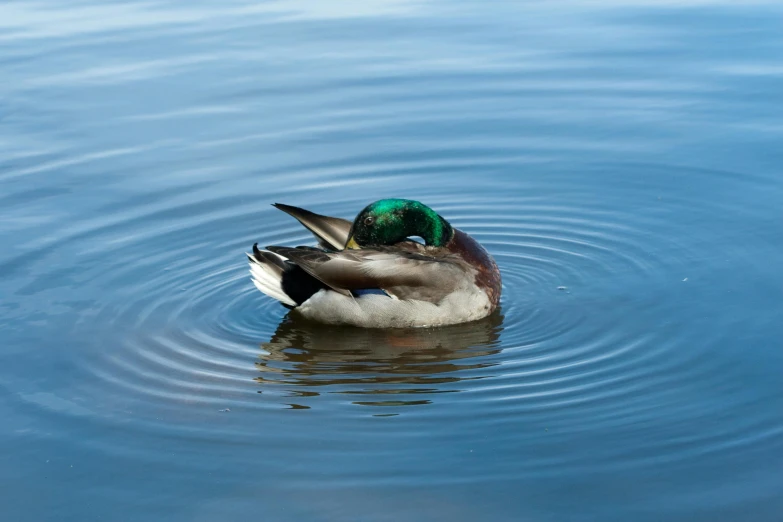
[251,243,326,306]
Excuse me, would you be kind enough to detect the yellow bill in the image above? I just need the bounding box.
[345,236,360,249]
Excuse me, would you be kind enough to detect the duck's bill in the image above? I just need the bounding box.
[345,236,360,249]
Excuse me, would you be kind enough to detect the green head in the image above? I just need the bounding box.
[346,199,453,249]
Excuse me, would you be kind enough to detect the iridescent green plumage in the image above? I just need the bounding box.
[348,198,453,248]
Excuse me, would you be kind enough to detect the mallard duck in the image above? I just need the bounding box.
[247,199,501,328]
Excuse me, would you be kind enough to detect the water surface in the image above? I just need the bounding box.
[2,1,782,521]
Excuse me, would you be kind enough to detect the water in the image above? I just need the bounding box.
[2,1,782,520]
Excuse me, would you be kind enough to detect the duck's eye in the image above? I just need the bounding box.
[364,216,375,226]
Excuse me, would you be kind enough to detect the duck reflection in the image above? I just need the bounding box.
[256,310,504,411]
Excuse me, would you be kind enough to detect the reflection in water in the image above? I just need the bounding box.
[256,310,504,410]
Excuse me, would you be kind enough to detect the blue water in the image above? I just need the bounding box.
[2,1,782,520]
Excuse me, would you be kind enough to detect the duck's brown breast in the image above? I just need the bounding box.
[449,229,502,309]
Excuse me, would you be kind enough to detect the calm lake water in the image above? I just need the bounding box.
[2,1,782,520]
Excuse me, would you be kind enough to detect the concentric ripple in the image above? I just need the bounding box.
[3,2,783,518]
[5,155,778,477]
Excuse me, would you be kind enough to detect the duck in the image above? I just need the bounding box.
[247,199,501,328]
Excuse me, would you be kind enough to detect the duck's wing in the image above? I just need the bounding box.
[273,203,352,250]
[266,245,463,303]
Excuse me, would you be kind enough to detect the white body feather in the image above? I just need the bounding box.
[296,284,492,328]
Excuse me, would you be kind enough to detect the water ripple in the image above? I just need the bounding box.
[2,3,782,512]
[3,152,772,483]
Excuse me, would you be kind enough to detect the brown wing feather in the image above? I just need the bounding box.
[272,203,352,250]
[266,246,353,297]
[266,245,464,303]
